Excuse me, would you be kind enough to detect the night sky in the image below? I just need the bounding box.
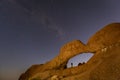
[0,0,120,80]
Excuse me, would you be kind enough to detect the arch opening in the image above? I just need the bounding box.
[67,53,94,68]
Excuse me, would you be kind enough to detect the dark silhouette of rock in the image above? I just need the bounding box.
[19,23,120,80]
[78,62,85,66]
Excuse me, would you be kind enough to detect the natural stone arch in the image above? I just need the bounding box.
[40,40,89,70]
[19,40,89,80]
[19,23,120,80]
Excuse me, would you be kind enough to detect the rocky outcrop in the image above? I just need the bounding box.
[87,23,120,52]
[60,42,120,80]
[19,23,120,80]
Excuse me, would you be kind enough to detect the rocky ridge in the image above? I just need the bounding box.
[19,23,120,80]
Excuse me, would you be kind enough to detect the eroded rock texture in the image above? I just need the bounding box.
[87,23,120,52]
[19,23,120,80]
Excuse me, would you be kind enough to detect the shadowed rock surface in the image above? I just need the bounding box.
[19,23,120,80]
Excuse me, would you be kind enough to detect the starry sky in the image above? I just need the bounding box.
[0,0,120,80]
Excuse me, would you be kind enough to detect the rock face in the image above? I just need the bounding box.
[60,42,120,80]
[19,23,120,80]
[89,45,120,80]
[87,23,120,52]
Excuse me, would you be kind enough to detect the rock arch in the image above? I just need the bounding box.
[19,23,120,80]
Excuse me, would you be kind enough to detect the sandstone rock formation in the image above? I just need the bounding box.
[19,23,120,80]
